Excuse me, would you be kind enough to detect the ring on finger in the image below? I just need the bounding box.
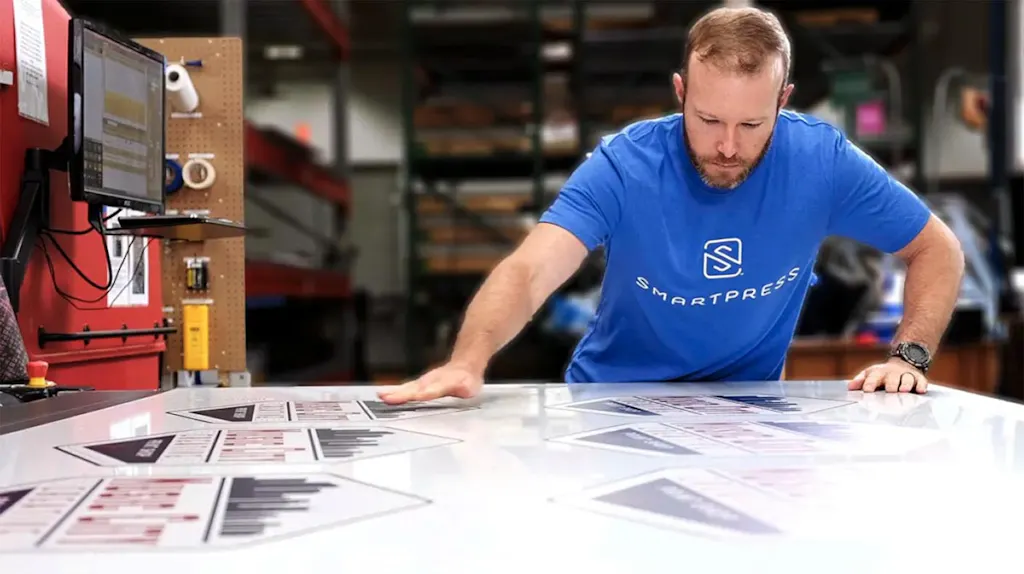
[899,372,917,388]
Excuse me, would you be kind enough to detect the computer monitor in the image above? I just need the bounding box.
[67,18,166,214]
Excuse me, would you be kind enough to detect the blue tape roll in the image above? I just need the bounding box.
[165,158,184,194]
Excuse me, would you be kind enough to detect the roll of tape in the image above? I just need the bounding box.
[166,63,199,112]
[182,157,216,190]
[165,158,184,194]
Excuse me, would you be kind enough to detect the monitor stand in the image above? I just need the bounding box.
[113,212,246,241]
[0,144,69,313]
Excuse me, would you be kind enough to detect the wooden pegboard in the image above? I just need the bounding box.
[135,37,246,375]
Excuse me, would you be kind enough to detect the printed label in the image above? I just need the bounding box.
[0,474,428,551]
[552,394,854,418]
[57,427,460,467]
[169,400,476,425]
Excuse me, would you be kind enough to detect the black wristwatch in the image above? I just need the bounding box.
[889,341,932,374]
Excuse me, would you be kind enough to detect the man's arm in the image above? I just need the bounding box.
[890,215,965,352]
[827,133,965,355]
[448,144,626,374]
[448,223,590,374]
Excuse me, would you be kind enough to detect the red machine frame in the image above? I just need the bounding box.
[0,0,165,390]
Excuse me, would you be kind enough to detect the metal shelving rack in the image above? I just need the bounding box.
[399,0,587,376]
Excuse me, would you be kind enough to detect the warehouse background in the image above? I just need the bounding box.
[54,0,1024,396]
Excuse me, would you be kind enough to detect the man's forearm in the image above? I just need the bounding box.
[894,240,965,353]
[448,259,539,374]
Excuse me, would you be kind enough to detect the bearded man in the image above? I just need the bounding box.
[381,6,965,404]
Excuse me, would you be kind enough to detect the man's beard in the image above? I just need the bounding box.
[684,128,773,190]
[680,98,776,190]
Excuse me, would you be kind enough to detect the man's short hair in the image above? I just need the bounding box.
[683,7,792,85]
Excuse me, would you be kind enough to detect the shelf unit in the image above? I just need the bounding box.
[400,0,591,376]
[240,1,362,384]
[245,123,351,208]
[243,122,354,300]
[243,0,353,298]
[765,1,920,176]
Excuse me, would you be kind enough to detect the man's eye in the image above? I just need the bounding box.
[742,123,761,129]
[701,117,718,125]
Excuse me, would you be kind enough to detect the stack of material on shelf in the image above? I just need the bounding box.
[609,104,673,125]
[414,99,533,157]
[794,8,879,27]
[542,73,578,155]
[415,178,554,275]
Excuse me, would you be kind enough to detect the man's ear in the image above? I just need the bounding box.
[672,72,685,106]
[779,83,795,110]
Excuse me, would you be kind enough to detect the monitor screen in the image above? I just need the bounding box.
[70,20,165,213]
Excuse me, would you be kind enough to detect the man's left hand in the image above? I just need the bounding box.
[848,358,928,394]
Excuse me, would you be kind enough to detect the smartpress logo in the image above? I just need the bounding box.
[635,266,801,308]
[703,237,743,279]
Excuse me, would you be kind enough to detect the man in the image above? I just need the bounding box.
[380,6,964,405]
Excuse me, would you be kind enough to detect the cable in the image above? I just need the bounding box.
[37,234,153,311]
[43,208,121,236]
[95,238,154,308]
[39,229,112,291]
[40,208,127,292]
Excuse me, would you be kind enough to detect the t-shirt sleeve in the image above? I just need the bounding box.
[826,132,932,253]
[538,145,626,251]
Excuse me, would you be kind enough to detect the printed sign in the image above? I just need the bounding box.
[551,394,853,418]
[168,399,475,425]
[550,420,943,457]
[56,426,459,467]
[0,473,428,552]
[556,465,1024,539]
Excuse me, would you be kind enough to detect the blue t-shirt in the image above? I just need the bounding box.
[539,111,931,383]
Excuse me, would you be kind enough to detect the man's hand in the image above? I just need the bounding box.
[848,358,928,394]
[377,362,484,405]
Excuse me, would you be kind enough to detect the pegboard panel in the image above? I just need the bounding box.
[136,37,246,374]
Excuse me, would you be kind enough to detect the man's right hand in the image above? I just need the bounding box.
[376,361,484,405]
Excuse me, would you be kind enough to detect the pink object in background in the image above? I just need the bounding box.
[855,100,887,137]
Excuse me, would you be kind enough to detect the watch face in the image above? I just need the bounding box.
[905,343,929,364]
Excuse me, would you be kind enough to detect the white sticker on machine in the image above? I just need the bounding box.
[104,208,150,307]
[12,0,49,126]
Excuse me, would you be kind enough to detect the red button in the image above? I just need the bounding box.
[27,360,48,379]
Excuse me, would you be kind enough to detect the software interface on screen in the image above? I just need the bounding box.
[83,29,164,206]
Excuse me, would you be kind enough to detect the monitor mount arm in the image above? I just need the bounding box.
[0,137,71,313]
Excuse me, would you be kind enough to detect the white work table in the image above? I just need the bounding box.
[2,380,1024,573]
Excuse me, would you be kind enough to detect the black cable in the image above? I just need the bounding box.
[43,208,122,235]
[39,208,120,291]
[39,229,112,291]
[37,234,153,311]
[36,234,133,304]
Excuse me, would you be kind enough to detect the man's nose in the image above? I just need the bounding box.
[717,137,737,159]
[717,126,740,158]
